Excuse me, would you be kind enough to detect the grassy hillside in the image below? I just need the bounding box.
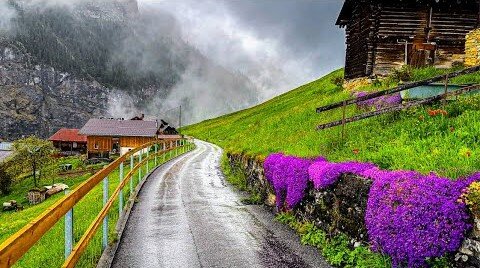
[184,69,480,179]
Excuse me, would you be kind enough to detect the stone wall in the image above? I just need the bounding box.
[465,29,480,67]
[227,152,480,267]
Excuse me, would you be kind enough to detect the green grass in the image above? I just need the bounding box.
[220,154,262,204]
[0,147,191,268]
[184,68,480,179]
[275,212,391,268]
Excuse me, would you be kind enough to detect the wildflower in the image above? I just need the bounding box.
[353,148,360,155]
[419,115,425,121]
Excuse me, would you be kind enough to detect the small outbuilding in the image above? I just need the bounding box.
[48,128,87,155]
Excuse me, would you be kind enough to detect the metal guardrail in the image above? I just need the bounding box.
[0,138,194,268]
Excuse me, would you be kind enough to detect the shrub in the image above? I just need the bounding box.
[265,153,480,267]
[365,171,472,268]
[308,160,376,189]
[0,163,13,195]
[264,153,315,209]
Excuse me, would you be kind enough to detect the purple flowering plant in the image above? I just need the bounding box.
[355,91,402,110]
[264,153,478,267]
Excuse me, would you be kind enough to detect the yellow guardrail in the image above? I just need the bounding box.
[0,138,195,268]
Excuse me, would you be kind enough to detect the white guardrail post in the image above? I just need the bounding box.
[64,190,73,260]
[119,162,124,217]
[102,177,109,250]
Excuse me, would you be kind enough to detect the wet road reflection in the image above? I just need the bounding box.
[112,140,330,268]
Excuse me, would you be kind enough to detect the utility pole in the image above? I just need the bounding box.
[179,105,182,130]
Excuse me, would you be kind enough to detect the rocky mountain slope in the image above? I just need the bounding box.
[0,41,109,139]
[0,0,260,140]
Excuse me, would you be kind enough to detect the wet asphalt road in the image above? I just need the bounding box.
[112,140,330,268]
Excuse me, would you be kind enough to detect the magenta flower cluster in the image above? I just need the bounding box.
[264,153,317,209]
[355,91,402,110]
[264,153,478,267]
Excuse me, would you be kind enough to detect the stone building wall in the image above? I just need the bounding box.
[465,29,480,67]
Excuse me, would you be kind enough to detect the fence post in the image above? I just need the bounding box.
[155,143,158,166]
[163,142,166,162]
[102,177,109,250]
[138,150,142,183]
[64,190,73,260]
[170,141,173,158]
[341,100,347,140]
[444,73,449,104]
[119,162,124,217]
[146,147,150,175]
[130,154,134,195]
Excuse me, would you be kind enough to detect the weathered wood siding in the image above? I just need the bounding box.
[340,0,480,80]
[119,136,155,148]
[87,136,112,152]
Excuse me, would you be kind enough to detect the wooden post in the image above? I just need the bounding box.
[118,163,124,217]
[64,190,73,260]
[341,100,347,140]
[444,73,449,104]
[102,177,108,250]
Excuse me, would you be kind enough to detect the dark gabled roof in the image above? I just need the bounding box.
[79,119,158,137]
[336,0,352,26]
[336,0,478,26]
[48,128,87,143]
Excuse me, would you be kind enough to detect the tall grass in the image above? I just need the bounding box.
[184,69,480,179]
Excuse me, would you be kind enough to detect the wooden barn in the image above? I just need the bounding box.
[48,128,87,155]
[337,0,480,80]
[79,118,160,158]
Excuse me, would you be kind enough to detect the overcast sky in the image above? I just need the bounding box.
[138,0,346,98]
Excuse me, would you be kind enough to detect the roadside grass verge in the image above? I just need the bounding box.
[184,68,480,179]
[220,154,262,204]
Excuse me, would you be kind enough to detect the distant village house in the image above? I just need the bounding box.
[337,0,480,80]
[48,128,87,155]
[79,118,178,158]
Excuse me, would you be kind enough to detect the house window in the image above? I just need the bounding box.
[94,143,99,150]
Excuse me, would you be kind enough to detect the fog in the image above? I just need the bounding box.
[0,0,345,127]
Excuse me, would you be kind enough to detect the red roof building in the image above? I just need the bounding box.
[49,129,87,143]
[48,129,87,155]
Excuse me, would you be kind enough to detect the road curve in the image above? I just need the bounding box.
[112,140,330,268]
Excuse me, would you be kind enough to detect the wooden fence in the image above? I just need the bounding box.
[0,138,194,268]
[315,66,480,133]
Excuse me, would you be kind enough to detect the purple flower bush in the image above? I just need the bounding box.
[355,91,402,110]
[308,160,376,189]
[264,153,479,267]
[264,153,315,209]
[364,171,473,267]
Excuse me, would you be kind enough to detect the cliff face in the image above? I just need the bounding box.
[0,43,109,140]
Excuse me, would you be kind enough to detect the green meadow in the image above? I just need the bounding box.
[184,68,480,179]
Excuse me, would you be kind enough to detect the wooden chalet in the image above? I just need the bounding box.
[79,118,160,158]
[337,0,480,80]
[48,128,87,155]
[157,119,180,139]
